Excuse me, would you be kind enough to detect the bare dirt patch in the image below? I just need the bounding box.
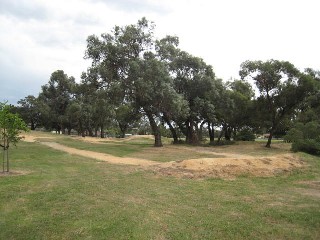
[41,142,159,167]
[22,135,55,143]
[0,170,32,177]
[294,180,320,198]
[72,135,154,144]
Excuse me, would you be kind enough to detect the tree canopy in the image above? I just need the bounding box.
[16,18,320,153]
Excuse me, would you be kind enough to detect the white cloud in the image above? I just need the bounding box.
[0,0,319,104]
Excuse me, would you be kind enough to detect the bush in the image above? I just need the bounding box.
[284,128,303,143]
[234,128,255,141]
[292,139,320,155]
[286,121,320,155]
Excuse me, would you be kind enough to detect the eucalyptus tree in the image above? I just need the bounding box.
[297,68,320,124]
[215,80,254,141]
[84,18,186,147]
[154,36,188,143]
[65,101,85,136]
[17,95,45,130]
[40,70,76,133]
[170,51,217,144]
[155,35,221,144]
[73,71,114,137]
[240,60,314,147]
[128,52,187,146]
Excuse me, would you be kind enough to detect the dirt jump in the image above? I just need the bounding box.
[23,134,305,179]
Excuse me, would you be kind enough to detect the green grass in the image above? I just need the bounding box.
[1,139,320,239]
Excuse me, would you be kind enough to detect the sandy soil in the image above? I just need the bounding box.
[71,135,154,144]
[41,142,159,167]
[22,134,305,179]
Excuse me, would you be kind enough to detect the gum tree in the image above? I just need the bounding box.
[84,18,187,147]
[240,60,314,147]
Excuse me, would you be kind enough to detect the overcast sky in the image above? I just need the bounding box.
[1,0,319,104]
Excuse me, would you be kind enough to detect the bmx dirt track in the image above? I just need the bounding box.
[23,134,305,179]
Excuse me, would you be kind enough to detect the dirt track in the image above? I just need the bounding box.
[41,142,159,167]
[23,134,305,179]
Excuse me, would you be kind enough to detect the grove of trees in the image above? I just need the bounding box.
[15,18,320,153]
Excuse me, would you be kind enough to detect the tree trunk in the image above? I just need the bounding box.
[224,126,232,141]
[145,110,163,147]
[198,121,205,141]
[88,128,94,137]
[186,120,199,145]
[100,124,105,138]
[6,148,9,172]
[208,122,215,145]
[30,119,35,130]
[163,114,178,144]
[217,130,224,143]
[266,129,274,148]
[61,124,66,134]
[119,123,127,138]
[79,120,85,137]
[2,147,5,172]
[2,144,9,172]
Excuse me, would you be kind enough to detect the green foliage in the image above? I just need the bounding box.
[235,128,255,141]
[285,122,320,155]
[284,128,303,142]
[39,70,76,133]
[240,59,315,147]
[292,139,320,155]
[17,95,44,130]
[0,103,29,147]
[0,102,28,172]
[15,18,320,150]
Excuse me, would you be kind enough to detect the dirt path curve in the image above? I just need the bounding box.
[23,134,305,178]
[41,142,159,167]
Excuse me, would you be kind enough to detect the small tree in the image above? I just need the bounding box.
[0,102,28,172]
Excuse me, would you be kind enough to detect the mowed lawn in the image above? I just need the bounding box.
[1,137,320,239]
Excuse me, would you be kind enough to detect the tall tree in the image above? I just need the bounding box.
[170,51,216,144]
[215,80,254,141]
[240,60,314,147]
[84,18,186,147]
[17,95,43,130]
[40,70,76,133]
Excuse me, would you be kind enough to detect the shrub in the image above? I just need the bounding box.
[286,121,320,155]
[292,139,320,155]
[234,128,255,141]
[284,128,303,143]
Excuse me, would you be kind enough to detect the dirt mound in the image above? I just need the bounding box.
[154,154,305,179]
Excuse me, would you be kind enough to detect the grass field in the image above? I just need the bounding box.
[0,133,320,239]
